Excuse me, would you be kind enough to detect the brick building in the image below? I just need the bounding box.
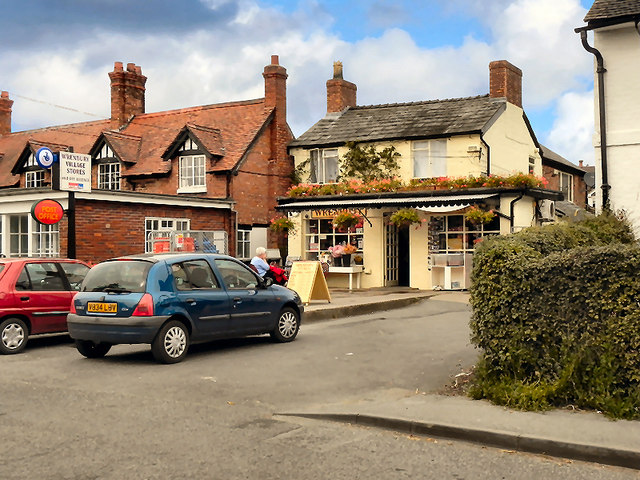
[0,56,293,262]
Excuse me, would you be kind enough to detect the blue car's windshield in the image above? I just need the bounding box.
[82,260,152,293]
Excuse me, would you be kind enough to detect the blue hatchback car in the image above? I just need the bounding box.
[67,253,303,363]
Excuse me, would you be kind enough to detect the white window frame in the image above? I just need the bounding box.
[33,222,60,257]
[412,139,447,179]
[98,162,121,190]
[237,229,251,260]
[25,170,45,188]
[559,172,574,202]
[309,148,339,184]
[145,217,190,253]
[178,155,206,193]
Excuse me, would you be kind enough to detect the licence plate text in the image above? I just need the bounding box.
[87,302,117,314]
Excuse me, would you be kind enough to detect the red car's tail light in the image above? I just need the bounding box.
[132,293,154,316]
[69,299,77,314]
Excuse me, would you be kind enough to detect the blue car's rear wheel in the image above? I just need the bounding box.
[270,307,299,343]
[151,320,189,364]
[75,340,111,358]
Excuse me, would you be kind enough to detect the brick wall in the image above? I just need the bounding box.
[59,199,232,263]
[543,165,587,208]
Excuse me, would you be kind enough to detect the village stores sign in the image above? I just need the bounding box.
[31,147,92,258]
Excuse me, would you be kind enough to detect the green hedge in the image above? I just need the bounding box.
[469,213,640,419]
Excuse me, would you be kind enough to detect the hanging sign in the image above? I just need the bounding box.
[59,152,92,192]
[31,199,65,225]
[286,261,331,304]
[35,147,56,169]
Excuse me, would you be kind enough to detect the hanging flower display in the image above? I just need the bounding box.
[465,206,496,225]
[270,216,296,235]
[332,211,362,230]
[389,208,424,228]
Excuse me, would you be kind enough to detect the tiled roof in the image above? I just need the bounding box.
[289,95,506,148]
[584,0,640,22]
[0,99,273,186]
[0,120,110,187]
[540,144,586,175]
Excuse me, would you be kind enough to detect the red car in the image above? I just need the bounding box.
[0,258,91,354]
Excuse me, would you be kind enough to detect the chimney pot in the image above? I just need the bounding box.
[326,60,357,114]
[114,61,123,72]
[271,55,279,65]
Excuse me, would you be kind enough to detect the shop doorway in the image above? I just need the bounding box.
[384,221,411,287]
[398,225,410,286]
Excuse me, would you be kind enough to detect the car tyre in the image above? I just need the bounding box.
[270,307,299,343]
[75,340,112,358]
[0,317,29,354]
[151,320,190,364]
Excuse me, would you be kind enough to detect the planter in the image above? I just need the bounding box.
[341,254,351,266]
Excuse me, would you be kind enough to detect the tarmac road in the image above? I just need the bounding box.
[0,296,636,479]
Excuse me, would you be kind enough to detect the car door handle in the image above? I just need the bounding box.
[233,297,242,303]
[20,296,30,301]
[185,298,196,304]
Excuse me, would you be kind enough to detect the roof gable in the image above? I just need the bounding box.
[162,123,225,161]
[289,95,507,148]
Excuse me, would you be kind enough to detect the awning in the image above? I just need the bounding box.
[277,193,498,211]
[417,204,470,213]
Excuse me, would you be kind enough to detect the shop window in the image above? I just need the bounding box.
[145,217,190,253]
[413,140,447,179]
[309,149,339,184]
[304,218,363,261]
[428,214,500,254]
[9,215,29,257]
[33,222,59,257]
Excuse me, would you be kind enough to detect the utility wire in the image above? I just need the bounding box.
[8,91,106,119]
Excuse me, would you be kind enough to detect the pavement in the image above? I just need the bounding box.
[290,289,640,471]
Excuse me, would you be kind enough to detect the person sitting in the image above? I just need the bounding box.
[250,247,271,277]
[251,247,287,286]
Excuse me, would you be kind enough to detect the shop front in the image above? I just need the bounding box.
[277,188,561,291]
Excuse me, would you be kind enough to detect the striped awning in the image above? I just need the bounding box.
[277,193,498,211]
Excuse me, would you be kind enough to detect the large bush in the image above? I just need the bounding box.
[469,213,640,419]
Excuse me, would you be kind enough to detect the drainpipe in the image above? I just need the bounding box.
[510,192,525,232]
[480,134,491,175]
[578,30,610,210]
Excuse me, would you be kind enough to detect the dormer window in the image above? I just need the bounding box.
[95,143,121,190]
[24,153,45,188]
[179,137,199,152]
[178,155,206,193]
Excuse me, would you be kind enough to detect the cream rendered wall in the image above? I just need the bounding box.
[593,23,640,237]
[360,209,385,288]
[483,103,541,177]
[409,221,431,290]
[499,195,536,233]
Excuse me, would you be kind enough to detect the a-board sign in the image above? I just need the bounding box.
[286,261,331,304]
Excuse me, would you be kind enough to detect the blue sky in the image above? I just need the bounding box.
[1,0,597,164]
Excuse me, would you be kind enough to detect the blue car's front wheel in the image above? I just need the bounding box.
[271,307,299,343]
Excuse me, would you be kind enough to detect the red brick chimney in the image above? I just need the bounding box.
[263,55,287,133]
[327,61,357,114]
[109,62,147,127]
[489,60,522,108]
[0,91,13,135]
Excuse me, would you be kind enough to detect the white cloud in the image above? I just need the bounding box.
[547,90,595,165]
[1,0,596,165]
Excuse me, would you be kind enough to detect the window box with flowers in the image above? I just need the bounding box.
[270,216,296,235]
[389,208,424,228]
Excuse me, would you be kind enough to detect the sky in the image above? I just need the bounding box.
[1,0,597,165]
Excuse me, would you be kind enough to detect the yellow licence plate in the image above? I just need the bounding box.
[87,302,118,314]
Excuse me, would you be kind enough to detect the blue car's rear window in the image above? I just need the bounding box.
[82,260,152,293]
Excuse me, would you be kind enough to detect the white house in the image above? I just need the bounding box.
[577,1,640,236]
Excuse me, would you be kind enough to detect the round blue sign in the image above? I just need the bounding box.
[35,147,55,169]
